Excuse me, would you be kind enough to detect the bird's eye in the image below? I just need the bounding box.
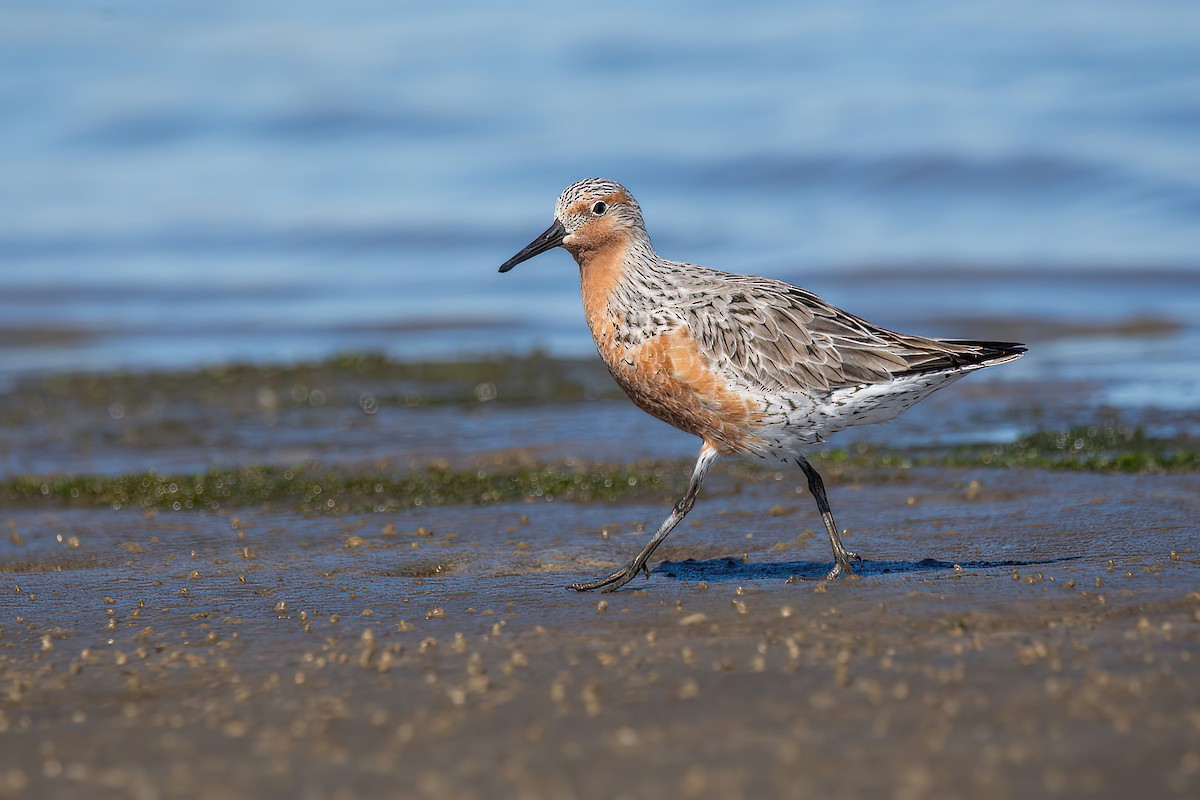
[591,201,607,215]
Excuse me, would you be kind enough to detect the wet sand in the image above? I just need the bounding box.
[1,357,1199,799]
[3,466,1199,799]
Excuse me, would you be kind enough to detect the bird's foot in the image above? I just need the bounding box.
[825,549,863,580]
[785,551,864,583]
[568,558,650,593]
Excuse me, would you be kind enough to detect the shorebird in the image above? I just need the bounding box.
[499,178,1025,592]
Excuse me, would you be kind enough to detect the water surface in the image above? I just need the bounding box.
[2,0,1198,410]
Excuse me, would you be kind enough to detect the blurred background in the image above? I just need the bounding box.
[2,0,1198,408]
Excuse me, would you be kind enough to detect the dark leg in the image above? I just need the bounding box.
[796,455,862,579]
[569,444,720,593]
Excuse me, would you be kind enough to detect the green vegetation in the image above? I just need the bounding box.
[814,424,1198,475]
[813,425,1198,474]
[932,425,1200,473]
[1,425,1192,515]
[3,351,620,418]
[0,462,678,514]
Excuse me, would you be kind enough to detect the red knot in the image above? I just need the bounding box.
[499,178,1026,592]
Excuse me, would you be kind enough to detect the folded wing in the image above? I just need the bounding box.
[682,274,1025,394]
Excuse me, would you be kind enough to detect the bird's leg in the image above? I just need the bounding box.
[796,455,862,579]
[569,444,719,593]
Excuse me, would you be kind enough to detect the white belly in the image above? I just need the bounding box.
[747,368,976,455]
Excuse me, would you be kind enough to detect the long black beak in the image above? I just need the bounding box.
[498,219,566,273]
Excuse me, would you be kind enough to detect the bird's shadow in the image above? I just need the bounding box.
[653,556,1075,582]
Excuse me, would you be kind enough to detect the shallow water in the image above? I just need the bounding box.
[2,0,1199,412]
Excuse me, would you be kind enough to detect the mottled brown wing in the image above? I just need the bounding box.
[682,274,973,393]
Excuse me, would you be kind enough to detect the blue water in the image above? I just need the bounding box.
[2,0,1198,404]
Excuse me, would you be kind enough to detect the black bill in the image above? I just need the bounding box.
[498,219,566,273]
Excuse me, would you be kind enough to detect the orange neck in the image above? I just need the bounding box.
[576,238,630,332]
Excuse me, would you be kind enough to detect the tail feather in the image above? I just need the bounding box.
[944,339,1028,362]
[898,339,1026,376]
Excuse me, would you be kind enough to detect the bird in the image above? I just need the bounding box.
[498,178,1025,592]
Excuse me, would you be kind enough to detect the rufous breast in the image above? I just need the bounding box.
[577,246,764,455]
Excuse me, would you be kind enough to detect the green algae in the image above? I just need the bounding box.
[0,462,678,514]
[930,425,1200,473]
[1,350,619,422]
[1,425,1192,515]
[809,425,1199,474]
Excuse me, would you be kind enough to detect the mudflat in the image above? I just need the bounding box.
[1,355,1198,799]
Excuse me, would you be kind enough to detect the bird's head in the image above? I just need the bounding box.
[499,178,645,272]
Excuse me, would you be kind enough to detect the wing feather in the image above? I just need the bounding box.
[678,272,1019,393]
